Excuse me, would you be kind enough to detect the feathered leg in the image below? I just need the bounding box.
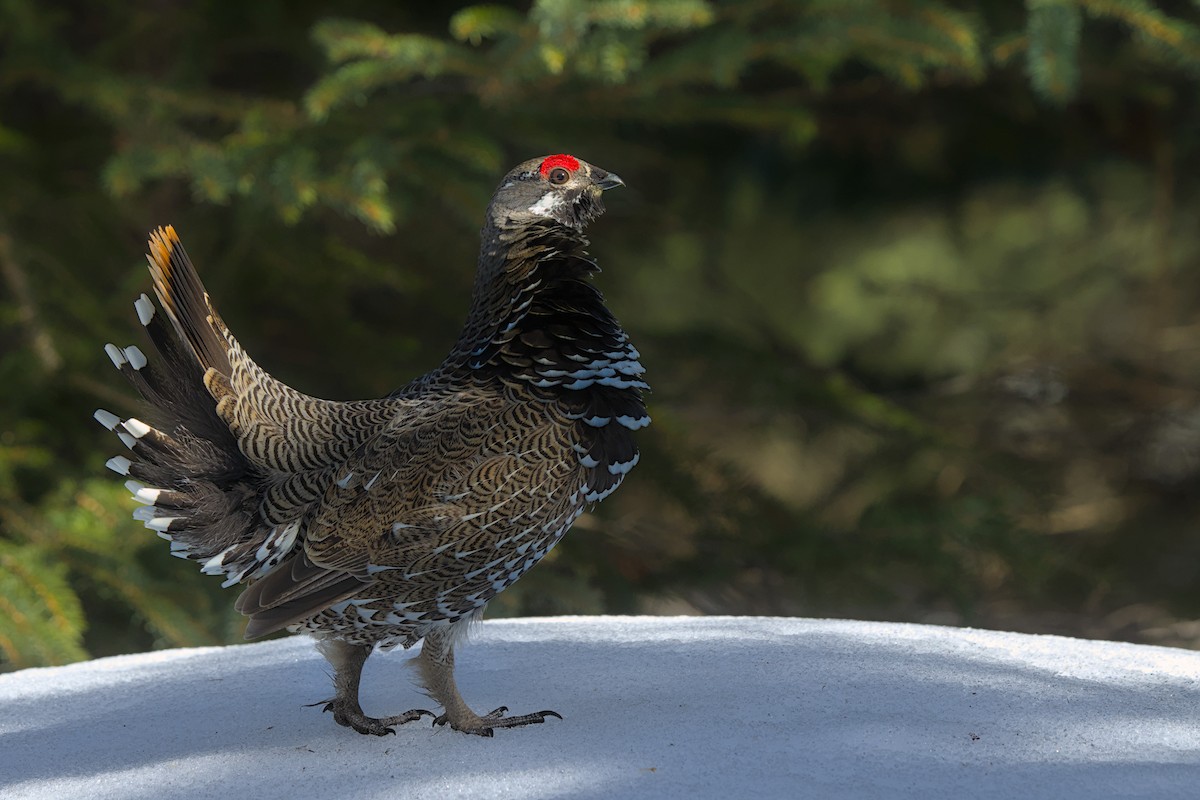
[418,628,561,737]
[315,639,433,736]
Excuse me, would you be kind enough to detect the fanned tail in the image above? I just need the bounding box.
[94,226,296,587]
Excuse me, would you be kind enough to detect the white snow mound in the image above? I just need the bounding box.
[1,616,1199,799]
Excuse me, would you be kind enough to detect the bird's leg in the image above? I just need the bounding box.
[417,627,561,738]
[313,638,433,736]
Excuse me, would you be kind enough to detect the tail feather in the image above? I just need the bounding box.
[97,405,293,587]
[104,292,237,455]
[94,226,300,590]
[146,226,232,377]
[142,225,391,475]
[97,407,253,524]
[124,479,187,510]
[97,226,390,603]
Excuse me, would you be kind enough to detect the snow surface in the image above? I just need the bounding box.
[2,616,1200,799]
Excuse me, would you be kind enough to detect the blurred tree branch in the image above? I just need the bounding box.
[0,229,61,374]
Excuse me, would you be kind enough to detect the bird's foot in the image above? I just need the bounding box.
[310,697,434,736]
[433,705,562,738]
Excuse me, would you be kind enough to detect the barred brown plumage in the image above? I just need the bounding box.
[95,155,646,737]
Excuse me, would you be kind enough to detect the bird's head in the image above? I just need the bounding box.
[488,154,624,230]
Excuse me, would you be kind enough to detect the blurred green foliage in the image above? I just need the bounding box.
[4,0,1200,669]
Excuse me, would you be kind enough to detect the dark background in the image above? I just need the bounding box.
[5,0,1200,668]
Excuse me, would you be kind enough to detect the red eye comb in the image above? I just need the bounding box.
[539,154,580,176]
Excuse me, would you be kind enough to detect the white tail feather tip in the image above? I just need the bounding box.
[133,487,162,505]
[201,553,227,574]
[123,418,152,438]
[105,456,131,475]
[104,343,126,368]
[146,517,179,532]
[123,346,147,370]
[93,409,121,430]
[134,294,155,326]
[118,432,136,450]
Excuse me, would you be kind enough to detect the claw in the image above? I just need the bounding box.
[313,697,430,736]
[434,706,562,736]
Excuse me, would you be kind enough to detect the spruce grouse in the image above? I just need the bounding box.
[95,154,647,736]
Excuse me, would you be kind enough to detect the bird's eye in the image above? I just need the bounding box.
[548,167,570,185]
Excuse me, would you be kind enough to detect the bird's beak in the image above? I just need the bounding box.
[594,171,625,191]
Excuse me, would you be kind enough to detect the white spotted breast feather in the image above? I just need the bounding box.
[468,224,649,502]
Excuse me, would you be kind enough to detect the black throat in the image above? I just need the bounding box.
[455,219,649,501]
[453,221,626,382]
